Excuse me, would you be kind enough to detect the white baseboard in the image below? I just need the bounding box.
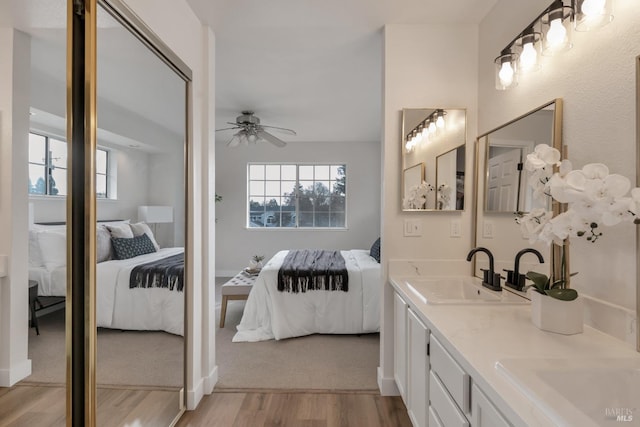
[203,365,218,394]
[0,358,32,387]
[377,366,399,396]
[186,377,204,411]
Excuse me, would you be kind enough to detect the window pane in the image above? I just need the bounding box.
[265,197,281,209]
[249,197,266,227]
[265,181,280,196]
[330,212,346,227]
[330,195,346,211]
[49,139,67,168]
[50,169,67,196]
[281,211,296,227]
[249,164,264,180]
[299,180,314,193]
[298,211,314,227]
[29,165,46,194]
[249,181,265,196]
[265,164,280,180]
[314,165,330,180]
[314,212,330,227]
[281,165,296,180]
[299,165,313,180]
[96,149,107,174]
[281,180,297,198]
[29,134,46,164]
[330,165,342,180]
[316,181,330,193]
[96,174,107,198]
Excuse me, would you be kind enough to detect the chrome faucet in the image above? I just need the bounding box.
[466,247,501,291]
[504,248,545,291]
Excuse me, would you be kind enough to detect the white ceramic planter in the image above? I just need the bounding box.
[530,291,584,335]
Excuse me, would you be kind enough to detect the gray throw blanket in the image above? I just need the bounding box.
[130,253,184,292]
[277,249,348,293]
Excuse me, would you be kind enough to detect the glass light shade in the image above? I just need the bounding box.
[436,112,445,128]
[494,51,519,90]
[575,0,613,31]
[517,32,542,73]
[428,120,437,133]
[421,126,429,138]
[542,5,573,55]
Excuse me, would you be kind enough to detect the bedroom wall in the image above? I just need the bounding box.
[478,0,640,346]
[214,140,381,275]
[380,23,479,394]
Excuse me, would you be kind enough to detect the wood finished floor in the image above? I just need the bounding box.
[0,386,411,427]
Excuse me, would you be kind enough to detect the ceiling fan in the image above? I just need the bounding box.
[216,111,296,148]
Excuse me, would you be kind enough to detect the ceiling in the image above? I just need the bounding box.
[186,0,498,145]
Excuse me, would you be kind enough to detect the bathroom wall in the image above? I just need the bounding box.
[380,23,480,393]
[478,0,640,346]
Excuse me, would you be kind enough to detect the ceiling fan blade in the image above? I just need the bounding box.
[226,133,242,147]
[257,130,287,147]
[215,126,241,132]
[260,125,297,136]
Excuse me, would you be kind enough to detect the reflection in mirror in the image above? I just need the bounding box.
[484,103,556,213]
[474,99,563,290]
[401,108,466,211]
[95,3,185,424]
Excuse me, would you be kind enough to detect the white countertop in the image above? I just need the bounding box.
[389,274,640,427]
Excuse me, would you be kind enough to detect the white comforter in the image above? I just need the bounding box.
[97,247,184,336]
[233,249,381,342]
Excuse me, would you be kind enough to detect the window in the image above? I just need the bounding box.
[28,132,110,198]
[248,163,346,228]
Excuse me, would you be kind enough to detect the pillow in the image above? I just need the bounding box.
[107,223,134,239]
[37,230,67,270]
[369,238,381,263]
[96,225,113,263]
[129,222,160,251]
[29,230,44,267]
[111,233,157,260]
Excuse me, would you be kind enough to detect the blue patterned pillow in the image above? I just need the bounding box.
[369,238,381,263]
[111,233,157,260]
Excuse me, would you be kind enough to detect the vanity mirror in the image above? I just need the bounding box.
[473,99,562,281]
[401,108,466,211]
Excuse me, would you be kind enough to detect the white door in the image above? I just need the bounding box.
[394,292,408,403]
[487,148,522,211]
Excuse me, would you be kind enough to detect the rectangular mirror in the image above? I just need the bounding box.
[401,108,466,211]
[484,102,557,213]
[474,99,563,284]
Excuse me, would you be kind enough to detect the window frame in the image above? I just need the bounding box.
[28,131,111,199]
[247,162,348,230]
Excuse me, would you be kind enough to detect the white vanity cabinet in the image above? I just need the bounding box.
[394,292,408,402]
[394,291,430,427]
[429,335,511,427]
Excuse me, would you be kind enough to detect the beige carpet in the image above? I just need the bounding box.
[23,277,380,391]
[24,308,183,388]
[214,277,380,391]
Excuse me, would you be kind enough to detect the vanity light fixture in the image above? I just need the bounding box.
[405,109,448,150]
[436,110,446,128]
[494,0,614,90]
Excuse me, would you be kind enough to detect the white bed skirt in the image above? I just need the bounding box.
[233,249,381,342]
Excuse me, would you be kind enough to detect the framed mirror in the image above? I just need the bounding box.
[473,99,563,285]
[401,108,466,211]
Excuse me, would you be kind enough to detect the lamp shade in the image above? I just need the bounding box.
[138,206,173,223]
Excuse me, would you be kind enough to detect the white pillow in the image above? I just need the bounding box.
[29,230,44,267]
[129,222,160,251]
[37,230,66,271]
[96,225,113,262]
[107,223,134,239]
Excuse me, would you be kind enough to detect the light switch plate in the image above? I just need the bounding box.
[483,221,494,238]
[404,219,422,237]
[450,219,461,238]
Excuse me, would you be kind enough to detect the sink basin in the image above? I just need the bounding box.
[497,357,640,426]
[404,276,529,305]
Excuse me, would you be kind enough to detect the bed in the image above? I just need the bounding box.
[28,221,185,336]
[233,246,381,342]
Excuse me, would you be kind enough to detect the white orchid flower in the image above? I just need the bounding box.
[628,188,640,216]
[602,197,634,226]
[525,144,561,171]
[581,163,609,179]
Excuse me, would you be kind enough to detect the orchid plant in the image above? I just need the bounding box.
[516,144,640,300]
[437,183,452,210]
[403,181,434,209]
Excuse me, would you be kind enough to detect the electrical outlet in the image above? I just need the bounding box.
[450,219,461,238]
[403,219,422,237]
[483,221,494,238]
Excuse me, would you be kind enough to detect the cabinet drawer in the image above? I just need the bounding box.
[430,372,469,427]
[471,383,512,427]
[430,335,470,412]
